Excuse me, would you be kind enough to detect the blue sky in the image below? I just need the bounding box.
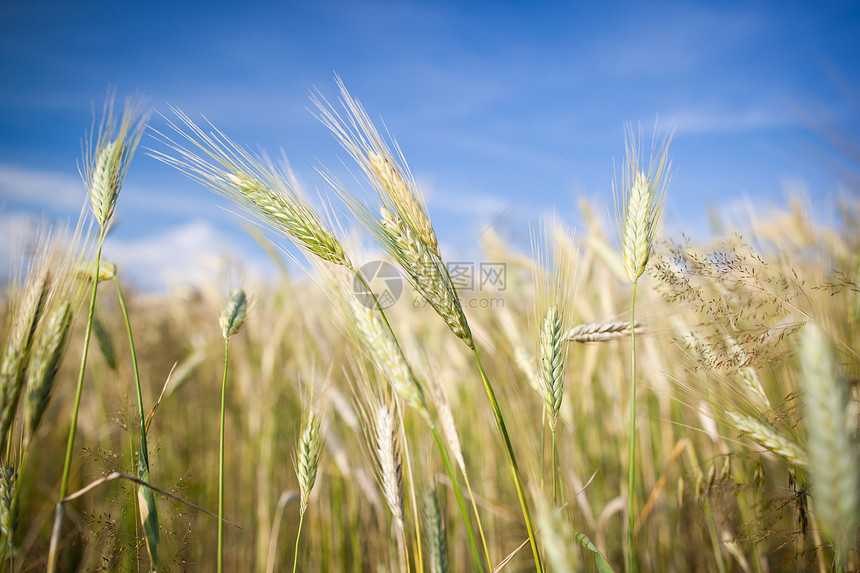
[1,0,858,290]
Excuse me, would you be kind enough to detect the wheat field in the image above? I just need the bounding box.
[0,90,858,573]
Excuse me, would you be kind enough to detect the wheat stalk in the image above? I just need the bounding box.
[293,409,323,573]
[618,122,672,573]
[216,288,248,573]
[312,83,472,347]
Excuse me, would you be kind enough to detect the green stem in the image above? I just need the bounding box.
[471,347,543,573]
[459,461,491,571]
[627,280,638,573]
[292,512,304,573]
[429,423,486,571]
[113,277,149,466]
[218,338,229,573]
[47,229,105,573]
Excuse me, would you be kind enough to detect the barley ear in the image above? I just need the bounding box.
[539,306,564,431]
[0,268,50,451]
[727,412,807,467]
[800,324,859,557]
[24,302,74,447]
[617,124,672,283]
[220,289,248,340]
[350,297,430,420]
[376,404,405,530]
[565,321,644,343]
[295,411,323,516]
[0,465,18,546]
[84,94,150,229]
[425,488,448,573]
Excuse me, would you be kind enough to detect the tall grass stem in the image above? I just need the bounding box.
[47,230,105,573]
[471,347,543,573]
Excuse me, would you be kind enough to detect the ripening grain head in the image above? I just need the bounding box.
[150,108,352,268]
[800,323,859,554]
[532,221,576,430]
[616,123,672,283]
[84,94,150,229]
[295,410,323,516]
[220,289,248,340]
[311,77,439,253]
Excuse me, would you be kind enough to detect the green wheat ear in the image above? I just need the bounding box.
[800,323,859,562]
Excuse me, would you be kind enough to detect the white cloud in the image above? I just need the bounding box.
[0,164,84,212]
[666,106,792,136]
[102,220,275,292]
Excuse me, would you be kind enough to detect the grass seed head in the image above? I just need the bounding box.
[151,109,352,268]
[800,323,859,552]
[539,305,564,430]
[84,94,150,229]
[220,289,248,340]
[565,321,643,343]
[0,464,17,542]
[424,487,448,573]
[350,297,430,420]
[617,123,672,283]
[375,404,405,530]
[24,301,73,446]
[378,208,473,347]
[296,411,323,516]
[0,263,50,450]
[727,412,807,467]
